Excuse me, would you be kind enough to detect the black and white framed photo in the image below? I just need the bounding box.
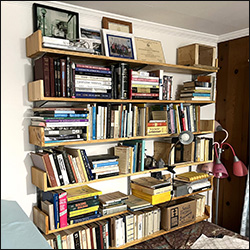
[102,29,137,59]
[33,3,79,41]
[79,27,102,54]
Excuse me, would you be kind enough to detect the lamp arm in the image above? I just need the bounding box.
[221,128,229,144]
[168,140,179,166]
[213,142,220,159]
[221,142,236,156]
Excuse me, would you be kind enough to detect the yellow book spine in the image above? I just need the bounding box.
[69,205,99,217]
[67,191,102,202]
[132,189,171,205]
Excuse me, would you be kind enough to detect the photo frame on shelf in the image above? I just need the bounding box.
[102,16,133,33]
[102,29,137,59]
[134,37,166,63]
[33,3,79,41]
[78,27,102,54]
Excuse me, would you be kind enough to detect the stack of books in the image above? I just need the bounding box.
[31,107,89,143]
[124,195,153,211]
[73,63,112,99]
[87,154,120,179]
[131,176,172,205]
[66,185,102,225]
[147,120,168,135]
[179,80,212,100]
[98,191,128,215]
[129,70,160,100]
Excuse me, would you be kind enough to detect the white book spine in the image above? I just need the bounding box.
[81,228,87,249]
[86,228,91,249]
[75,81,112,87]
[57,154,70,185]
[48,154,60,186]
[104,106,107,139]
[92,227,97,249]
[75,75,112,81]
[105,222,109,249]
[153,209,158,233]
[71,155,82,183]
[96,106,102,140]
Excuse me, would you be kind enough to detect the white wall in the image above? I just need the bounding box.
[1,1,221,219]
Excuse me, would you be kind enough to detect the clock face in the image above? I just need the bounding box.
[145,156,153,168]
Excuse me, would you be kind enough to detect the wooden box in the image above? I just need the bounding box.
[177,44,217,68]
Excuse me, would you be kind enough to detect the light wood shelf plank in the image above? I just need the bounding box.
[26,30,219,75]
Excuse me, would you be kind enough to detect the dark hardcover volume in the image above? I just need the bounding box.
[54,59,58,97]
[74,70,111,77]
[49,57,55,97]
[107,103,112,138]
[80,149,94,180]
[34,55,50,97]
[79,150,91,181]
[73,231,81,249]
[60,58,66,97]
[66,56,71,97]
[116,63,129,99]
[110,64,117,99]
[95,223,102,249]
[57,59,61,97]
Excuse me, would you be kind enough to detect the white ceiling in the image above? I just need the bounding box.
[62,1,249,36]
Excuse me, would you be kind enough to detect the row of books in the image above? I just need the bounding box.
[34,55,177,100]
[43,204,161,249]
[30,141,148,188]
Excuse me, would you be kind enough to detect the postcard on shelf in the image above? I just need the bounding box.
[102,16,133,33]
[134,37,165,63]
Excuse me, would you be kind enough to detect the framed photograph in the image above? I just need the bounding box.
[79,27,102,54]
[134,37,166,63]
[102,17,133,33]
[102,29,137,59]
[33,3,79,41]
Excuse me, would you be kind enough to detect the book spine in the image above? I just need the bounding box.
[75,63,110,71]
[131,93,159,97]
[69,205,99,217]
[131,77,159,82]
[147,122,167,127]
[68,199,100,212]
[58,191,67,228]
[132,87,159,93]
[42,118,88,123]
[60,58,66,97]
[80,149,94,180]
[75,67,112,74]
[95,171,119,179]
[48,154,60,186]
[92,104,96,140]
[75,92,111,99]
[61,151,76,184]
[57,154,70,185]
[93,161,119,168]
[75,71,111,77]
[66,56,71,97]
[71,62,75,97]
[43,56,50,97]
[73,231,81,249]
[51,152,64,186]
[49,57,55,97]
[57,59,61,97]
[53,192,60,229]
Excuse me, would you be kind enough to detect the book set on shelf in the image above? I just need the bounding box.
[26,23,218,249]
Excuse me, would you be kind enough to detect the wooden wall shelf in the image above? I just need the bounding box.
[32,165,213,192]
[26,30,219,74]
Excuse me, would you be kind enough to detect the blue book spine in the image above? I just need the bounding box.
[45,119,88,123]
[82,149,95,180]
[69,213,102,225]
[120,110,124,138]
[192,93,211,96]
[92,105,96,140]
[75,67,112,74]
[94,161,119,168]
[69,114,88,118]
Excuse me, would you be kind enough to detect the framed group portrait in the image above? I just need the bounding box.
[102,29,137,59]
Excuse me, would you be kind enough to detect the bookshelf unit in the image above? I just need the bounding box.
[26,29,218,249]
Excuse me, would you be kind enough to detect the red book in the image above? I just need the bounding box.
[34,55,50,97]
[89,224,95,249]
[30,152,58,187]
[55,189,67,228]
[131,76,159,82]
[60,58,66,97]
[147,122,167,127]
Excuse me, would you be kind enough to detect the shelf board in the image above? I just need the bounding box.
[32,161,213,192]
[26,30,219,75]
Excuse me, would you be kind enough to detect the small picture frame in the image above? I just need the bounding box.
[33,3,79,41]
[102,17,133,34]
[79,27,102,54]
[102,29,137,59]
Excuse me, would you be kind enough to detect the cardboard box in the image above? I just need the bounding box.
[159,197,196,230]
[177,43,216,68]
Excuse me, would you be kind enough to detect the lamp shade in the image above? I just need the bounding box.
[233,156,248,177]
[213,158,229,178]
[178,131,194,145]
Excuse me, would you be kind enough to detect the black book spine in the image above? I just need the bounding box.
[73,231,81,249]
[67,195,99,205]
[57,59,61,97]
[95,224,101,249]
[51,151,64,186]
[178,105,184,131]
[62,151,76,184]
[117,63,129,99]
[75,71,111,77]
[66,56,71,97]
[97,172,119,179]
[110,64,116,99]
[81,149,95,180]
[166,104,172,134]
[79,150,91,181]
[54,59,58,97]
